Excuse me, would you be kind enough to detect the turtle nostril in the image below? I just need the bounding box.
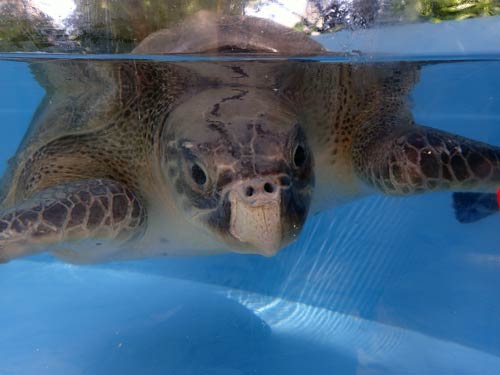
[264,182,275,193]
[245,186,254,197]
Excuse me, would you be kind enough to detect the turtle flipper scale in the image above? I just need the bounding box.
[353,120,500,195]
[0,179,146,262]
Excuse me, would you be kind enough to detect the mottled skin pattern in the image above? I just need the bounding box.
[279,62,422,207]
[0,60,208,262]
[0,179,145,261]
[280,61,500,203]
[0,59,316,262]
[6,61,202,201]
[160,87,313,250]
[1,15,500,263]
[353,122,500,195]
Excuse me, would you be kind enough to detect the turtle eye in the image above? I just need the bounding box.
[293,144,306,168]
[191,163,207,186]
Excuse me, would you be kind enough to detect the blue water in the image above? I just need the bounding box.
[1,56,500,374]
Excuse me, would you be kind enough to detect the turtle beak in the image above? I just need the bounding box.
[228,178,283,256]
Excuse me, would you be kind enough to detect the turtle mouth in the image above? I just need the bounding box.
[203,181,310,256]
[228,190,282,256]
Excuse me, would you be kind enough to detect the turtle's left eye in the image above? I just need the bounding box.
[293,145,306,168]
[191,163,207,186]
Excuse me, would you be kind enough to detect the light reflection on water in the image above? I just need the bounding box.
[2,260,500,374]
[225,288,500,374]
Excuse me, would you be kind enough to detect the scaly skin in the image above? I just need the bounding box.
[0,179,146,262]
[352,120,500,195]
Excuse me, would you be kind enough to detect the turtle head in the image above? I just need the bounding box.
[161,88,314,256]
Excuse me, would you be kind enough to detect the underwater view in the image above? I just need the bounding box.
[1,1,500,374]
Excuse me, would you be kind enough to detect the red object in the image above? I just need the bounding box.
[497,188,500,209]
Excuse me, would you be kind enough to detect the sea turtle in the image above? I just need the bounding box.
[0,12,499,263]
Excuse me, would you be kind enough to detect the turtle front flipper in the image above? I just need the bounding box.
[0,179,146,263]
[352,119,500,196]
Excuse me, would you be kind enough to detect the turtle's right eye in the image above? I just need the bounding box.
[191,163,207,186]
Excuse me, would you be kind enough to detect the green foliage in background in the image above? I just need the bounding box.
[0,2,56,52]
[418,0,500,22]
[0,0,499,52]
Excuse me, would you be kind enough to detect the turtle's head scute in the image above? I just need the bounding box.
[161,89,314,255]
